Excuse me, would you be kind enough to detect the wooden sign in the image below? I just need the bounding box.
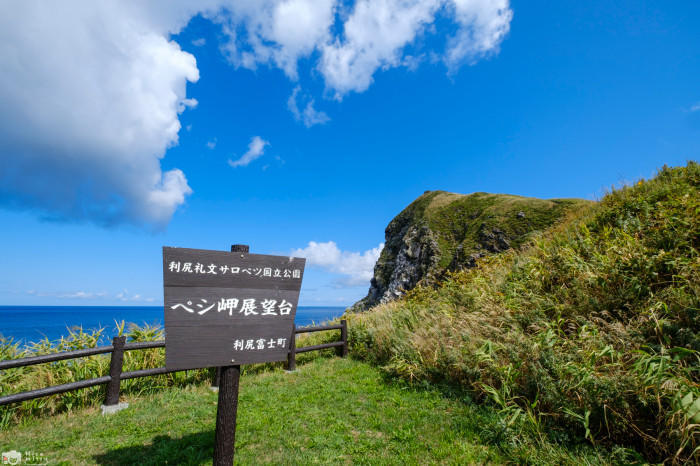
[162,246,306,370]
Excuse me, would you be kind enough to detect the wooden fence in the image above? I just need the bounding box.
[0,320,348,409]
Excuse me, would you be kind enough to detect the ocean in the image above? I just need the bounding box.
[0,305,347,345]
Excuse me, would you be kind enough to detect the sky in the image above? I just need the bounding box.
[0,0,698,307]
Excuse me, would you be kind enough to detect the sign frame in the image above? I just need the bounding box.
[163,245,306,370]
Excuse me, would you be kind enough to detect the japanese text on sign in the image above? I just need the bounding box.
[171,298,293,317]
[233,337,288,351]
[168,261,301,279]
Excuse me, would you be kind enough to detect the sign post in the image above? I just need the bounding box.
[162,243,305,464]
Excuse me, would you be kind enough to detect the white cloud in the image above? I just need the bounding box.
[287,86,331,127]
[291,241,384,286]
[212,0,512,98]
[444,0,513,70]
[0,1,221,228]
[691,102,700,112]
[228,136,269,167]
[207,138,217,149]
[213,0,336,79]
[116,289,149,302]
[192,37,207,46]
[27,289,107,299]
[319,0,441,97]
[0,1,512,227]
[59,291,107,299]
[319,0,512,97]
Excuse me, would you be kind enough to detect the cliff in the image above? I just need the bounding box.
[351,190,590,311]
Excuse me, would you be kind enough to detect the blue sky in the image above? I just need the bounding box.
[0,0,698,306]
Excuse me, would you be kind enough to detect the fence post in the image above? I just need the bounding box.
[340,319,348,358]
[286,325,296,372]
[101,335,128,415]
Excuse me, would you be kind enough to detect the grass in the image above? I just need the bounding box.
[0,321,342,428]
[0,357,620,465]
[348,162,700,463]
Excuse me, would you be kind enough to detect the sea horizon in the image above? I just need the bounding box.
[0,305,347,345]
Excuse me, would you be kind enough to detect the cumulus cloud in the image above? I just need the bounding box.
[207,138,217,149]
[319,0,441,96]
[0,1,225,228]
[212,0,336,79]
[228,136,270,167]
[443,0,512,68]
[211,0,512,98]
[291,241,384,286]
[0,1,511,227]
[192,37,207,46]
[287,86,331,127]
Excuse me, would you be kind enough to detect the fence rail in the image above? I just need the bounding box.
[0,319,347,409]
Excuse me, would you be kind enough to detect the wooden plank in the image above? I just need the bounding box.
[165,321,294,369]
[0,345,113,370]
[294,324,343,334]
[0,376,111,406]
[295,341,344,354]
[163,247,305,290]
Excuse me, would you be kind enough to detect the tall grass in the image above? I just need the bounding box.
[348,162,700,463]
[1,320,343,429]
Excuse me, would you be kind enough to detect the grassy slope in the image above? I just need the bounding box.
[370,189,590,293]
[423,191,589,268]
[348,162,700,463]
[0,357,615,465]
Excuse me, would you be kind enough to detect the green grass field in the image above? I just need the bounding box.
[0,357,617,465]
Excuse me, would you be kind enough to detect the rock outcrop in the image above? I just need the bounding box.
[350,190,589,311]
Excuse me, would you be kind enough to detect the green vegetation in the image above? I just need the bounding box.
[0,357,619,465]
[355,187,590,310]
[348,162,700,463]
[417,190,588,269]
[0,322,339,428]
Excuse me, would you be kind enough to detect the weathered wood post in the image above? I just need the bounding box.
[340,319,348,358]
[286,324,297,371]
[101,335,128,414]
[212,244,247,465]
[214,364,240,465]
[211,367,222,391]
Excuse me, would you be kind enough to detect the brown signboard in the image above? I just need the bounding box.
[163,246,305,370]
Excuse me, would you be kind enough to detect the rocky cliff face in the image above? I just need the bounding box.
[351,190,589,311]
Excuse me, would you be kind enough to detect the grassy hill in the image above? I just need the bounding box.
[353,189,590,310]
[348,162,700,463]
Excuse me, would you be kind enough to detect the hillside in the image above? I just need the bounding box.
[352,190,590,310]
[347,162,700,463]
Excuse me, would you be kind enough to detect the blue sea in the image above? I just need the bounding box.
[0,305,347,345]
